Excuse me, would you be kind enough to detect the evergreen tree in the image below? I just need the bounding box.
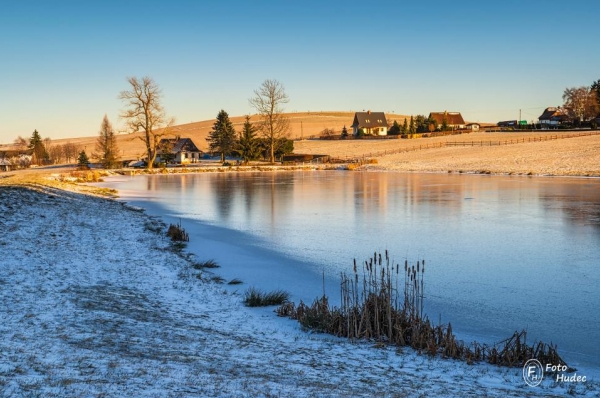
[341,125,349,139]
[341,125,348,140]
[402,118,408,135]
[94,115,120,168]
[409,116,416,136]
[77,150,90,169]
[236,116,260,163]
[388,120,401,135]
[29,129,47,165]
[207,109,237,162]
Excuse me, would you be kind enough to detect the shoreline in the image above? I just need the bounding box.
[2,171,600,395]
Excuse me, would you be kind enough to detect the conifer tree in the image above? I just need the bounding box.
[77,150,90,169]
[236,115,260,163]
[409,116,416,136]
[94,115,120,168]
[341,125,349,139]
[402,118,408,135]
[388,120,401,135]
[207,109,236,162]
[29,129,47,165]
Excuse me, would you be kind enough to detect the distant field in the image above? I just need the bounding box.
[5,112,597,178]
[296,131,600,176]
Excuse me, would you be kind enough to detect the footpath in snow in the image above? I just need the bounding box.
[0,185,597,397]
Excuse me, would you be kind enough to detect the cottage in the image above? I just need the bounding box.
[351,111,388,136]
[538,107,570,127]
[0,158,12,172]
[428,112,466,130]
[157,137,203,164]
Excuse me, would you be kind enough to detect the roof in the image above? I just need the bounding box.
[428,112,465,126]
[158,137,201,154]
[351,112,388,128]
[538,107,569,121]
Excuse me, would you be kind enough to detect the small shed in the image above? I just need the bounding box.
[466,123,480,132]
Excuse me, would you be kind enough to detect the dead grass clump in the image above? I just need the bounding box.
[243,287,290,307]
[278,250,570,369]
[166,220,189,242]
[69,170,104,182]
[227,278,243,285]
[191,259,219,270]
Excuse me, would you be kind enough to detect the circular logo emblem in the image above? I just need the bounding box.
[523,359,544,387]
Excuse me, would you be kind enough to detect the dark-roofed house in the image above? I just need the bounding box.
[157,137,203,164]
[351,111,388,136]
[428,112,466,130]
[0,158,12,172]
[538,107,570,127]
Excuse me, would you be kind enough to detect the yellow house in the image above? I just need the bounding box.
[351,111,388,136]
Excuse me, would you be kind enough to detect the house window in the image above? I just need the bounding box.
[184,153,188,159]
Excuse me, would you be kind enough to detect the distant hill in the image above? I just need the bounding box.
[2,111,411,160]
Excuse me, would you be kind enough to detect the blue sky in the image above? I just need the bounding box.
[1,0,598,142]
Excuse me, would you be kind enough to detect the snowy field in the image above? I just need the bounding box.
[1,184,598,397]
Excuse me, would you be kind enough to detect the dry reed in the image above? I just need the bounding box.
[166,219,189,242]
[277,250,570,369]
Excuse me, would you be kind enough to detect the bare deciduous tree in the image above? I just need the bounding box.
[62,142,79,164]
[13,136,28,154]
[562,86,598,122]
[119,76,174,169]
[48,144,64,164]
[249,79,290,163]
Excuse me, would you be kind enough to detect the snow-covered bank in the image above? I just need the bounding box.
[1,185,598,397]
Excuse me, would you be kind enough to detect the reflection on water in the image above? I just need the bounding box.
[103,171,600,371]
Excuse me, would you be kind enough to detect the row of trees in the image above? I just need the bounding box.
[12,130,80,166]
[388,115,443,135]
[207,111,293,163]
[562,79,600,123]
[119,77,291,169]
[328,115,448,140]
[12,76,289,170]
[11,114,121,168]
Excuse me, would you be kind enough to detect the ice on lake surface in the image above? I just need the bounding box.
[100,171,600,374]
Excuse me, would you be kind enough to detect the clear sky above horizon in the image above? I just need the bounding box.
[1,0,598,143]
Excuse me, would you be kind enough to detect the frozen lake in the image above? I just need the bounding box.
[100,171,600,374]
